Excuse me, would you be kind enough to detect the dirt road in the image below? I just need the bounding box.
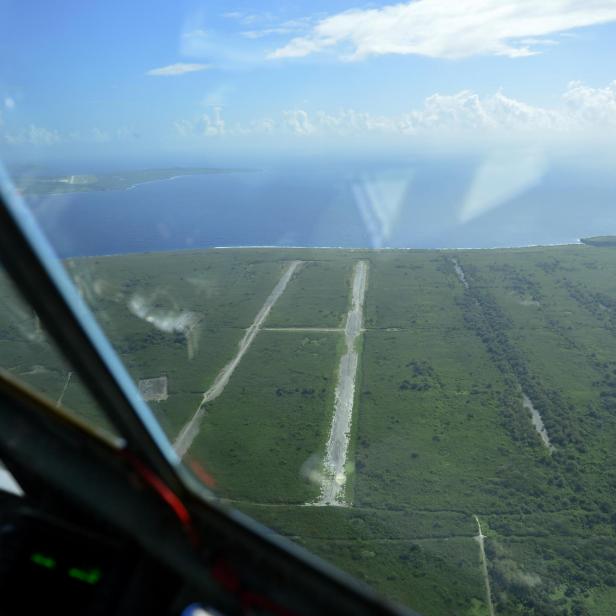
[319,260,368,505]
[173,260,302,457]
[474,515,495,616]
[262,327,342,332]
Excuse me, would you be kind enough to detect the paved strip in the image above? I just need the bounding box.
[173,261,302,457]
[474,515,495,616]
[318,260,368,506]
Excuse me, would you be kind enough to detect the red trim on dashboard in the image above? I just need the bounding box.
[123,451,197,545]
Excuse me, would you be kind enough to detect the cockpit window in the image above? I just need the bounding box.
[3,1,616,614]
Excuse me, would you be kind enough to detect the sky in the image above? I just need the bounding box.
[2,0,616,164]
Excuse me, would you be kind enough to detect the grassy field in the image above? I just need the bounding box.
[4,245,616,614]
[266,259,353,328]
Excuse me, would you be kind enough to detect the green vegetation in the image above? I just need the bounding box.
[267,259,352,328]
[580,236,616,247]
[190,330,340,503]
[5,244,616,614]
[14,167,250,195]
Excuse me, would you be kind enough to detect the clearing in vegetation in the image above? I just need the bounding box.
[138,375,168,402]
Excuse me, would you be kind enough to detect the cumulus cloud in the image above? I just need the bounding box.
[1,124,139,147]
[563,80,616,126]
[203,107,225,136]
[174,110,278,139]
[269,0,616,60]
[172,80,616,145]
[146,63,209,76]
[400,90,565,133]
[275,91,564,137]
[6,125,62,145]
[283,109,315,135]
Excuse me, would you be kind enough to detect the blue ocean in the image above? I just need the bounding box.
[24,157,616,258]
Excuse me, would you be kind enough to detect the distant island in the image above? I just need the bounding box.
[15,167,254,195]
[580,235,616,247]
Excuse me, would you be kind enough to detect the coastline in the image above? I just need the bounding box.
[69,240,585,261]
[18,168,257,197]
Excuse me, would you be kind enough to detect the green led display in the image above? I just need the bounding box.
[30,553,56,569]
[68,567,102,585]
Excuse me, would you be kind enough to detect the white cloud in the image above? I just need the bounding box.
[250,118,276,134]
[172,80,616,144]
[401,90,565,133]
[241,17,315,39]
[222,11,274,25]
[27,125,62,145]
[275,82,616,137]
[174,110,278,139]
[269,0,616,60]
[1,123,140,147]
[563,80,616,126]
[146,63,209,76]
[283,109,315,135]
[4,124,62,146]
[203,107,225,136]
[4,97,15,110]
